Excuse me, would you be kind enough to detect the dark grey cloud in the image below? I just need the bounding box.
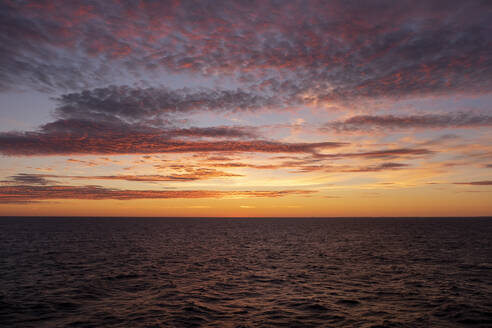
[323,112,492,132]
[54,86,280,123]
[1,173,54,185]
[167,126,258,139]
[454,181,492,186]
[37,117,258,139]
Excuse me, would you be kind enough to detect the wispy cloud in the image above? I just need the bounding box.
[0,184,315,203]
[454,181,492,186]
[316,148,434,159]
[0,125,344,155]
[323,113,492,133]
[339,162,409,172]
[207,160,411,173]
[2,170,242,183]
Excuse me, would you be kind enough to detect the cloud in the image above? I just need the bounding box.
[203,155,236,161]
[206,159,411,173]
[340,162,409,172]
[0,0,490,103]
[167,126,258,139]
[89,169,241,182]
[317,148,434,159]
[323,113,492,132]
[39,116,259,139]
[0,89,348,156]
[44,169,241,183]
[454,181,492,186]
[0,184,315,203]
[66,158,99,167]
[0,121,344,155]
[2,170,242,184]
[54,86,280,123]
[1,173,54,185]
[208,162,283,170]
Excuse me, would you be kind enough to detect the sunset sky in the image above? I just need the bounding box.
[0,0,490,217]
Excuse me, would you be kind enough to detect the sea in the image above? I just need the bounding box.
[0,217,491,327]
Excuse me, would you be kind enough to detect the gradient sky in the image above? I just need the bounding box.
[0,0,491,216]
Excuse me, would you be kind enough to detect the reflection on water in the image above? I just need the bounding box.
[1,217,491,327]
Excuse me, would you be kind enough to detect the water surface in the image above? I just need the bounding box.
[1,217,491,327]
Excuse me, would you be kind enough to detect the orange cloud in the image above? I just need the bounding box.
[0,185,315,203]
[0,125,344,156]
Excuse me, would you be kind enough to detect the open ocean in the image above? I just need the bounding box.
[0,217,491,327]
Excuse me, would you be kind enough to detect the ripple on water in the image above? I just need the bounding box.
[0,217,491,327]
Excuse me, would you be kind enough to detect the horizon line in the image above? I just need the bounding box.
[1,216,491,219]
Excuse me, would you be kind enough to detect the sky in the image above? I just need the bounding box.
[0,0,491,217]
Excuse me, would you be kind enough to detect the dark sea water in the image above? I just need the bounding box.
[1,217,491,327]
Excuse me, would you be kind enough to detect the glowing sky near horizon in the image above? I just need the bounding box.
[0,0,491,216]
